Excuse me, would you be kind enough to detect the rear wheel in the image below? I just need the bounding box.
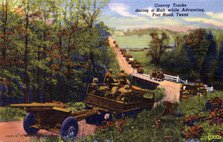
[23,113,39,135]
[60,117,78,141]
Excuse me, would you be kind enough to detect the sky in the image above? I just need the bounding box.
[99,0,223,32]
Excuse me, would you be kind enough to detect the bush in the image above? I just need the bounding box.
[0,107,26,121]
[78,105,184,142]
[144,88,165,102]
[66,102,86,112]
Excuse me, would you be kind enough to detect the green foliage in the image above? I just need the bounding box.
[78,105,183,142]
[77,91,222,142]
[147,32,169,64]
[0,107,26,121]
[179,91,223,141]
[144,88,165,102]
[0,0,113,104]
[66,102,86,112]
[179,91,223,115]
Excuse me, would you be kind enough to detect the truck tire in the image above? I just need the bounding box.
[60,116,78,141]
[23,113,39,135]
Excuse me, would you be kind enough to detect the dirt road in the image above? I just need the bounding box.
[109,37,181,103]
[109,37,136,74]
[0,120,96,142]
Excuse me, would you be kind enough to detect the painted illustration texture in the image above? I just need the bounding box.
[0,0,222,142]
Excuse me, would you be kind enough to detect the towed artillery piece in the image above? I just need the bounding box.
[11,83,155,140]
[10,101,99,140]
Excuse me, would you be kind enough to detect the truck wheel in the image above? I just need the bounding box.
[23,113,39,135]
[60,116,78,141]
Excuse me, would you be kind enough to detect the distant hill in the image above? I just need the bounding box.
[112,28,223,49]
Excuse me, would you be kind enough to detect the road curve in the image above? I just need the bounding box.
[109,36,181,103]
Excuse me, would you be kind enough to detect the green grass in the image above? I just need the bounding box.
[113,35,149,49]
[179,91,223,141]
[0,107,26,122]
[109,48,120,74]
[77,91,223,142]
[128,50,161,73]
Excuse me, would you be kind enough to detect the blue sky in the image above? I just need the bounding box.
[99,0,223,31]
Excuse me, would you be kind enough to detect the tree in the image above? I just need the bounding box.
[78,0,109,28]
[215,42,223,85]
[184,29,209,80]
[148,32,168,64]
[200,32,217,83]
[0,0,112,106]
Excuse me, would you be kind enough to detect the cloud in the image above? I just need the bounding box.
[206,12,223,21]
[184,17,223,28]
[108,3,136,17]
[99,15,193,32]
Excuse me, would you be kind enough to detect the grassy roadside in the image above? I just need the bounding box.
[0,107,26,122]
[77,91,223,142]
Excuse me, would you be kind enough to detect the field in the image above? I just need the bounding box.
[128,50,161,74]
[113,34,149,49]
[112,30,176,49]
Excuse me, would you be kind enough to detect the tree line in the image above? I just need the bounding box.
[0,0,113,106]
[148,29,223,88]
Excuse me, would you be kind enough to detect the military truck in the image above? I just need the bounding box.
[120,49,127,55]
[130,60,141,68]
[136,67,144,74]
[149,70,164,81]
[125,54,133,61]
[180,82,207,101]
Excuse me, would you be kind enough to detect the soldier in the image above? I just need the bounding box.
[89,77,108,96]
[117,70,127,85]
[89,78,99,95]
[104,69,114,85]
[116,85,132,102]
